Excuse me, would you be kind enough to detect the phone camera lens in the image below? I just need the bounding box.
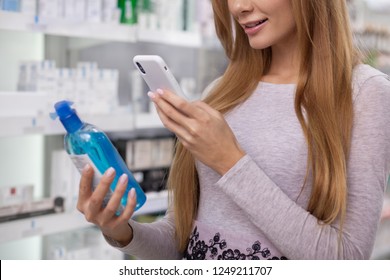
[136,62,146,74]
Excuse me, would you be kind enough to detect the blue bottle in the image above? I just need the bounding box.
[52,100,146,213]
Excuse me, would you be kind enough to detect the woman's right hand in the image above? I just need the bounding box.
[77,164,137,247]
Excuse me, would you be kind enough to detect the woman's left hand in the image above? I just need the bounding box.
[148,89,245,175]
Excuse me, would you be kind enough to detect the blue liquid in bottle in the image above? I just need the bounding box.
[53,100,146,213]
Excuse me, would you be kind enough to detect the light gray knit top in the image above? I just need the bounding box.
[111,64,390,259]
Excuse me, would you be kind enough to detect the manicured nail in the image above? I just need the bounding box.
[104,167,115,177]
[83,164,92,173]
[118,174,128,185]
[157,89,164,95]
[147,91,155,99]
[129,188,136,200]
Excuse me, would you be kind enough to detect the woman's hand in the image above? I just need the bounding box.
[77,165,137,246]
[149,89,245,175]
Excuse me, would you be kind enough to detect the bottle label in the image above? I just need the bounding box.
[69,154,113,207]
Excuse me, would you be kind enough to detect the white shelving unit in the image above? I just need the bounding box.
[0,10,194,137]
[137,28,202,48]
[0,190,168,244]
[0,111,136,138]
[0,10,201,47]
[0,109,163,138]
[0,10,136,42]
[0,8,183,259]
[0,90,164,138]
[134,112,164,130]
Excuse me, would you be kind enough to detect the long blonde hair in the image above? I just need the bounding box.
[168,0,359,252]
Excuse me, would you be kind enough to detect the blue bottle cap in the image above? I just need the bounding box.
[52,100,83,133]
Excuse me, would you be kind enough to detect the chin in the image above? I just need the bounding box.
[248,40,272,50]
[247,36,273,50]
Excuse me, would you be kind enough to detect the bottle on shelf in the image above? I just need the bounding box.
[51,100,147,213]
[118,0,137,25]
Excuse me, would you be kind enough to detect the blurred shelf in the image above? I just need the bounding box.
[134,112,164,130]
[0,11,202,47]
[0,11,136,42]
[0,211,89,244]
[137,28,202,48]
[0,90,168,137]
[0,113,134,138]
[0,111,167,137]
[371,201,390,259]
[372,246,390,260]
[0,190,168,244]
[132,190,168,217]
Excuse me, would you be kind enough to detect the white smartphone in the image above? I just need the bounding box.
[133,55,187,100]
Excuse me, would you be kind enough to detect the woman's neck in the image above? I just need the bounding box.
[262,37,300,84]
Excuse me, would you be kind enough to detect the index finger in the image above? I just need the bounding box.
[156,89,204,119]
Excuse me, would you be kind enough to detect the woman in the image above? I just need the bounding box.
[77,0,390,259]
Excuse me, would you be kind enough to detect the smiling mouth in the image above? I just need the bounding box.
[244,19,268,28]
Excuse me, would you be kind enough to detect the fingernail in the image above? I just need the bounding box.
[129,188,136,199]
[147,91,155,99]
[104,167,115,177]
[83,164,92,173]
[157,89,164,95]
[118,174,128,185]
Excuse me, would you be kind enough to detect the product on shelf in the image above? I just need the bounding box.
[0,196,64,223]
[1,0,21,12]
[16,60,120,115]
[125,138,174,171]
[118,0,137,25]
[0,184,33,207]
[50,150,80,213]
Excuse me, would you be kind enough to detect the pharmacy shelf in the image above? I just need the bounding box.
[132,190,169,217]
[0,11,202,47]
[0,190,168,244]
[0,113,135,138]
[137,28,202,48]
[134,112,164,130]
[372,245,390,260]
[372,231,390,260]
[0,111,167,138]
[0,211,89,244]
[0,10,137,42]
[0,90,168,137]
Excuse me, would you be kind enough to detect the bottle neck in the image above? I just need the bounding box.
[60,113,83,133]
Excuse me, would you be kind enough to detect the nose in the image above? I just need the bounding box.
[228,0,254,18]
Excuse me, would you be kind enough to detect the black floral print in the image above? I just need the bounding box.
[184,226,288,260]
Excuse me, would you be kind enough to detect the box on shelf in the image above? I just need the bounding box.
[0,179,64,223]
[102,0,120,24]
[0,196,64,223]
[16,60,120,116]
[64,0,86,22]
[37,0,60,19]
[86,0,102,23]
[127,139,154,170]
[126,137,174,171]
[0,184,33,207]
[1,0,20,12]
[20,0,35,16]
[50,150,80,213]
[0,91,49,117]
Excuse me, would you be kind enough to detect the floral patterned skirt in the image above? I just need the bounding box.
[183,220,288,260]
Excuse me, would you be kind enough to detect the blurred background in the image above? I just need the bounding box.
[0,0,389,260]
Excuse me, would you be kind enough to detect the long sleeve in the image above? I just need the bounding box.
[109,207,182,260]
[214,74,390,259]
